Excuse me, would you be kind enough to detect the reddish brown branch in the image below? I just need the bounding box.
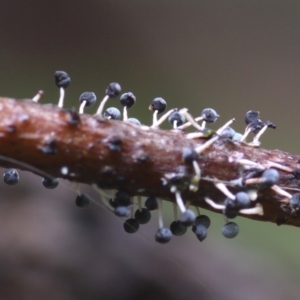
[0,97,300,227]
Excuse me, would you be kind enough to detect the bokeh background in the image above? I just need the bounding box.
[0,1,300,299]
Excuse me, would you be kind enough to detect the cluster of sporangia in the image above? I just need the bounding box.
[4,70,300,244]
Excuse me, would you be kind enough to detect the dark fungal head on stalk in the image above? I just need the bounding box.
[149,97,167,114]
[124,218,139,233]
[75,193,91,208]
[201,108,219,123]
[3,168,19,185]
[135,208,151,224]
[222,222,239,238]
[145,196,158,211]
[104,107,121,120]
[168,111,185,128]
[120,92,136,108]
[170,220,187,236]
[179,209,196,226]
[245,110,260,125]
[127,118,141,125]
[193,224,207,242]
[264,120,276,129]
[54,71,71,89]
[105,82,121,98]
[248,119,264,134]
[79,92,97,108]
[155,227,172,244]
[182,148,199,164]
[42,177,59,189]
[261,168,279,187]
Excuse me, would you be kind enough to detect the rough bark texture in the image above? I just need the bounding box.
[0,97,299,227]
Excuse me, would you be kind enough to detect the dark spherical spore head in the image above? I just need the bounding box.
[3,168,19,185]
[75,193,91,208]
[170,220,187,236]
[145,197,158,211]
[114,206,130,217]
[155,227,172,244]
[105,82,121,98]
[115,189,131,206]
[182,148,199,164]
[54,71,71,89]
[265,120,276,129]
[194,215,211,229]
[79,92,97,107]
[104,107,121,120]
[232,132,243,142]
[249,119,264,134]
[149,97,167,114]
[120,92,136,108]
[235,192,251,209]
[221,127,236,139]
[168,111,186,127]
[201,108,219,123]
[223,198,239,219]
[134,208,151,224]
[179,209,196,226]
[127,118,141,125]
[123,218,140,233]
[109,198,117,208]
[42,177,59,189]
[261,168,280,187]
[290,193,300,211]
[222,222,239,238]
[245,110,260,125]
[194,224,207,242]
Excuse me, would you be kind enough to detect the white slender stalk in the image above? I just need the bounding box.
[95,95,109,116]
[32,90,44,102]
[215,182,235,200]
[57,87,65,108]
[252,124,268,145]
[205,198,225,210]
[240,126,252,142]
[216,118,235,135]
[195,135,219,154]
[123,106,128,121]
[240,204,263,216]
[177,116,203,130]
[157,198,164,228]
[175,191,186,213]
[151,108,176,128]
[271,185,292,198]
[152,110,158,126]
[79,101,87,114]
[180,109,204,131]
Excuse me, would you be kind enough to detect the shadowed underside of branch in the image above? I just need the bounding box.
[0,97,300,227]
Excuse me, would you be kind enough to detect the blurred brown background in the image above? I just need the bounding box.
[0,1,300,299]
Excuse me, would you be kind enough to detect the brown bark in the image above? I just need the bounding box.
[0,97,299,227]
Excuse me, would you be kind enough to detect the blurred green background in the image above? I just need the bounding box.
[0,1,300,299]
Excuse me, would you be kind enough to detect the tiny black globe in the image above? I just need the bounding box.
[75,193,91,208]
[42,177,59,189]
[105,82,121,98]
[124,218,139,233]
[54,71,71,89]
[3,169,19,186]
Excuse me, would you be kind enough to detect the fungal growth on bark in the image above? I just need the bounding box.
[1,70,300,244]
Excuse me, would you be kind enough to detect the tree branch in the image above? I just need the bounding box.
[0,97,299,227]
